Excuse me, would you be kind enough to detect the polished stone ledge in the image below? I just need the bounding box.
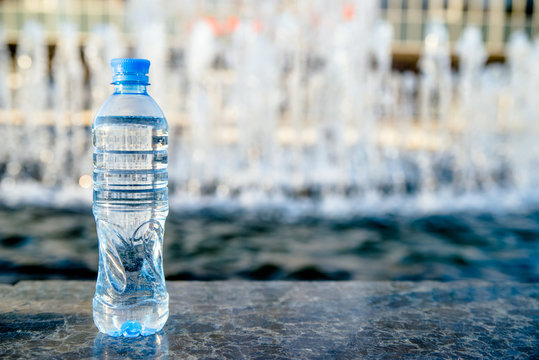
[0,281,537,359]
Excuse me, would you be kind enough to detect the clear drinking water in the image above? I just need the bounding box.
[92,58,169,337]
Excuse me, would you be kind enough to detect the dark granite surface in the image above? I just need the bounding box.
[0,281,537,359]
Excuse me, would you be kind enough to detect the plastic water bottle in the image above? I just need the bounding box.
[92,58,169,337]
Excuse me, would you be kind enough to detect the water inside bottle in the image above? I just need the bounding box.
[92,115,169,337]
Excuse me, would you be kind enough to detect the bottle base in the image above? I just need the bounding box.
[102,321,157,338]
[93,297,169,337]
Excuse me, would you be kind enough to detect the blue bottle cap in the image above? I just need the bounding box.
[111,58,150,84]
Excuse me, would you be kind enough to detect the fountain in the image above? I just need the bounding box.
[0,26,12,170]
[0,0,538,216]
[2,21,48,201]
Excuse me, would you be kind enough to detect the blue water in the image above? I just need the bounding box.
[0,205,537,284]
[92,115,169,337]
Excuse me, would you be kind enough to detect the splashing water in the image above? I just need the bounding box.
[0,1,538,216]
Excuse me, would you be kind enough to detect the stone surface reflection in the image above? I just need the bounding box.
[1,281,537,359]
[93,332,169,359]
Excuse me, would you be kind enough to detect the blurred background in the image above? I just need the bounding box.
[0,0,538,284]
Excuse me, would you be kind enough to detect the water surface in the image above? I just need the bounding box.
[0,206,537,283]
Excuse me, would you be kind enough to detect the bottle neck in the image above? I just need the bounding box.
[113,83,148,94]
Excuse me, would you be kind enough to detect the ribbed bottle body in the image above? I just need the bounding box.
[92,114,169,337]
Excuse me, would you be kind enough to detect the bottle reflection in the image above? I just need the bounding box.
[93,332,169,359]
